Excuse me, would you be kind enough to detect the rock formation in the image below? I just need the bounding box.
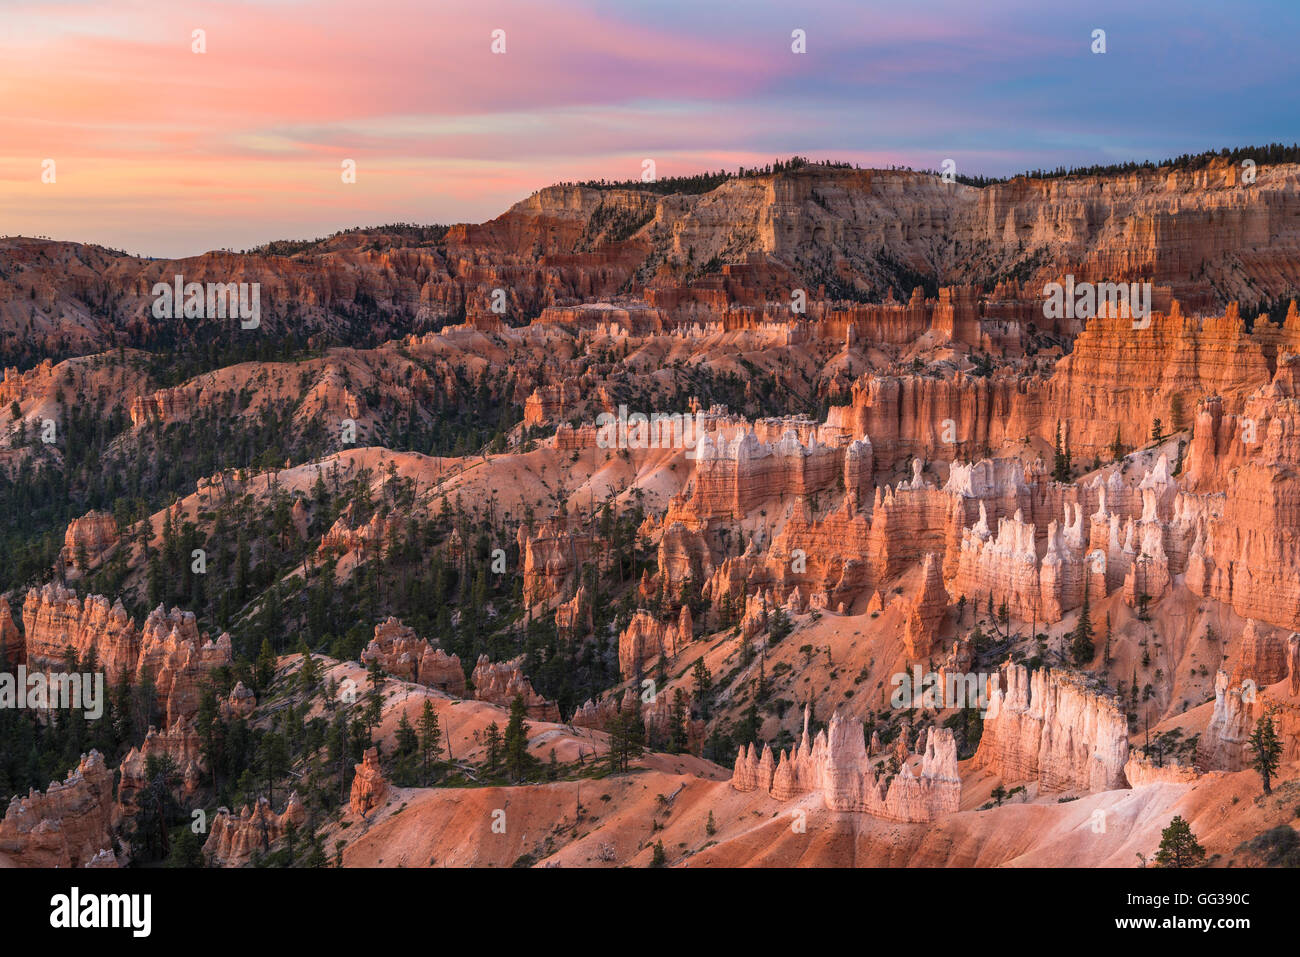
[0,751,117,868]
[317,506,394,560]
[117,719,205,815]
[903,554,947,659]
[219,681,257,720]
[520,518,595,607]
[203,793,306,867]
[20,584,233,724]
[349,747,388,817]
[1231,620,1292,688]
[0,596,21,669]
[974,663,1129,792]
[470,655,560,721]
[617,607,690,679]
[1124,753,1201,787]
[554,584,593,640]
[570,687,705,752]
[732,708,960,823]
[58,510,119,573]
[361,617,465,695]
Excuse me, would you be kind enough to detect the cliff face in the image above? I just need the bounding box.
[683,428,844,521]
[732,708,960,823]
[1179,356,1300,630]
[0,751,118,868]
[974,663,1130,793]
[20,584,234,724]
[1040,306,1283,456]
[10,160,1297,371]
[1231,620,1292,688]
[827,372,1041,471]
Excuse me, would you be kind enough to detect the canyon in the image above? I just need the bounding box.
[3,155,1300,871]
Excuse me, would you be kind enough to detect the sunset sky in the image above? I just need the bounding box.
[2,0,1298,258]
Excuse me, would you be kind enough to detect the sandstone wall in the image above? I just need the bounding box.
[973,663,1130,792]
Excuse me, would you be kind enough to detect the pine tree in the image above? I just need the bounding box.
[769,607,793,643]
[419,699,442,785]
[1248,711,1281,795]
[1052,421,1070,481]
[1070,589,1095,665]
[364,658,385,733]
[298,640,319,694]
[503,695,532,782]
[1154,815,1206,868]
[606,711,627,773]
[255,638,276,692]
[395,711,418,759]
[691,658,713,719]
[651,840,667,867]
[669,689,689,754]
[483,722,503,772]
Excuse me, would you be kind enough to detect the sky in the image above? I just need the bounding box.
[1,0,1298,258]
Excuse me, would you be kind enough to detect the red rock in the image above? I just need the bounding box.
[203,792,305,867]
[0,596,21,668]
[1230,620,1291,688]
[520,518,595,607]
[554,584,593,640]
[0,751,118,868]
[117,719,205,815]
[617,609,684,680]
[317,504,394,560]
[361,617,465,696]
[219,681,257,720]
[471,655,559,721]
[20,584,233,724]
[58,510,119,574]
[903,554,947,659]
[349,747,388,817]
